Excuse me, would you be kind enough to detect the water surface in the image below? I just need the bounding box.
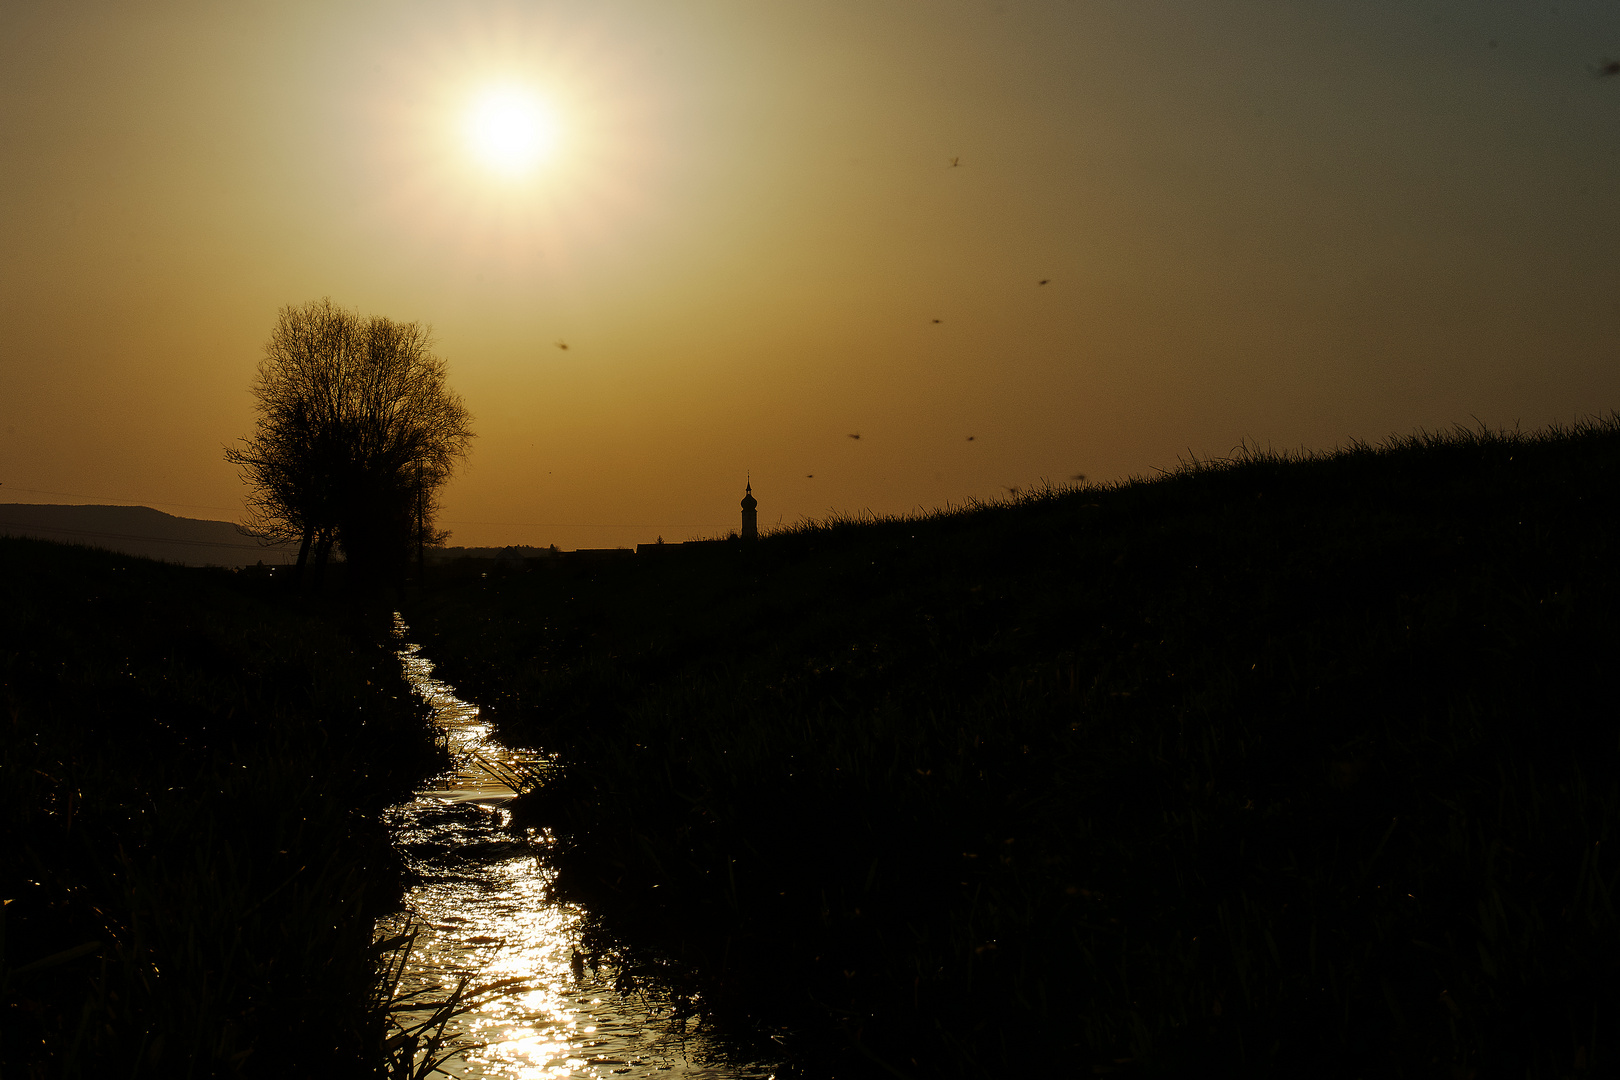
[380,618,782,1079]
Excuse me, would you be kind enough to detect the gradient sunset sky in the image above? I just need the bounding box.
[4,1,1618,549]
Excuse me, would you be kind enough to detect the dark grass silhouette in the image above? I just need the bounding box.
[1,539,446,1076]
[407,416,1620,1077]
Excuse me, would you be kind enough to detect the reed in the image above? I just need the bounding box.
[409,416,1620,1076]
[372,923,478,1080]
[1,538,447,1076]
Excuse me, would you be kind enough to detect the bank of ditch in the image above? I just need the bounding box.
[407,418,1620,1077]
[1,538,446,1076]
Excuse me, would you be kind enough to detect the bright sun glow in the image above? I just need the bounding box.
[464,87,559,176]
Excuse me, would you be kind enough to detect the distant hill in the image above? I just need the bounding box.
[0,504,298,567]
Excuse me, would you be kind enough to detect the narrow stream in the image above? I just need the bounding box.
[379,617,784,1079]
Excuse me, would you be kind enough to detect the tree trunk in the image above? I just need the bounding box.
[416,463,426,589]
[312,532,333,590]
[293,522,314,590]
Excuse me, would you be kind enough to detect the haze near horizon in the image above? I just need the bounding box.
[3,1,1618,549]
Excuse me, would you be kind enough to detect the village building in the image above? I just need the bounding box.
[740,479,758,541]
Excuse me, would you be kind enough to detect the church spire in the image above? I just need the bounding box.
[740,476,758,539]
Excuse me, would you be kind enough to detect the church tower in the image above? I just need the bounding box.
[740,479,758,541]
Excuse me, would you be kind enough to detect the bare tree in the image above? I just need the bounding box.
[226,299,474,588]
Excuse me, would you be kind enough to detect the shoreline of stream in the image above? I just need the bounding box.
[379,619,784,1080]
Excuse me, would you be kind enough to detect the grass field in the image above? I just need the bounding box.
[1,539,445,1077]
[407,418,1620,1077]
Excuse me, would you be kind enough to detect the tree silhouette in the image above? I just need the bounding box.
[226,298,474,588]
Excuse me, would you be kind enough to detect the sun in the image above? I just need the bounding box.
[464,86,559,177]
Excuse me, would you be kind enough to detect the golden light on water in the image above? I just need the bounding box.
[465,87,560,177]
[383,622,779,1078]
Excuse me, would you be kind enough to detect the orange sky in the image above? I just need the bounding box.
[3,1,1618,549]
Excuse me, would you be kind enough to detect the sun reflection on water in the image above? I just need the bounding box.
[382,617,779,1080]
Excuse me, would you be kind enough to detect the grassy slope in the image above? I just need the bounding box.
[408,421,1620,1077]
[1,539,443,1077]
